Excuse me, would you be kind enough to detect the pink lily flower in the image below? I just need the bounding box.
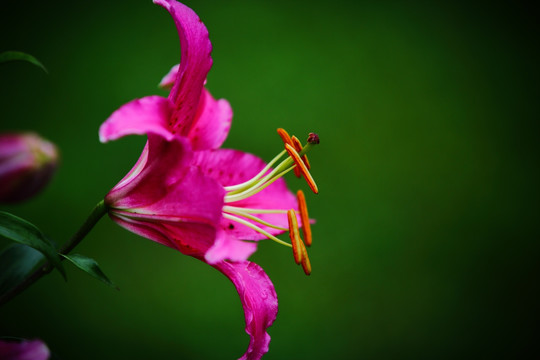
[99,1,318,359]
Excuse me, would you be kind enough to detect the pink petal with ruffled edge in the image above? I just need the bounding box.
[212,261,278,360]
[154,0,213,136]
[101,1,231,151]
[189,88,232,150]
[0,338,50,360]
[193,149,298,240]
[205,229,257,264]
[99,96,174,143]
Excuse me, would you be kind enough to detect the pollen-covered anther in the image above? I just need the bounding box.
[300,241,312,275]
[287,209,303,264]
[296,190,312,246]
[291,135,310,170]
[277,128,293,146]
[285,143,319,194]
[277,128,301,177]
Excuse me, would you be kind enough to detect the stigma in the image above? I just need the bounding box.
[222,129,318,275]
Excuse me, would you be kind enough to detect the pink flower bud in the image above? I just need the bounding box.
[0,133,58,203]
[0,338,50,360]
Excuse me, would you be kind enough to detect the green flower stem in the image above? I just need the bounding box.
[59,200,107,254]
[0,200,108,306]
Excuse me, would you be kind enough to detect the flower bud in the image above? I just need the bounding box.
[0,132,58,203]
[0,338,50,360]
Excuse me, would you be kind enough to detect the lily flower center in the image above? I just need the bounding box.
[222,129,319,275]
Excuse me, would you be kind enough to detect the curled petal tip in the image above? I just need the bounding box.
[99,96,174,143]
[158,64,180,90]
[153,0,213,136]
[214,261,277,360]
[98,129,109,143]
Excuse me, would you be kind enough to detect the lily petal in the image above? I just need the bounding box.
[194,149,298,240]
[158,63,180,89]
[99,95,174,143]
[110,213,217,257]
[116,162,224,225]
[212,261,278,360]
[154,0,213,136]
[188,88,232,150]
[106,134,192,204]
[205,229,257,264]
[106,134,225,252]
[158,65,232,150]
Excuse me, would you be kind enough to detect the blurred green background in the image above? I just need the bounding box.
[1,0,538,359]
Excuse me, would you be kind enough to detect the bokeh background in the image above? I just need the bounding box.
[1,0,538,359]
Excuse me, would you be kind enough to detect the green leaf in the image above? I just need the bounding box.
[0,211,65,280]
[0,244,45,296]
[62,254,117,289]
[0,51,48,73]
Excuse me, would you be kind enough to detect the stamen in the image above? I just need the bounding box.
[285,143,319,194]
[287,209,303,264]
[300,241,312,275]
[223,213,292,248]
[222,206,288,214]
[277,128,293,147]
[291,135,310,170]
[223,207,288,231]
[220,129,318,271]
[224,166,295,203]
[225,129,319,202]
[296,190,312,246]
[277,128,301,177]
[224,149,287,193]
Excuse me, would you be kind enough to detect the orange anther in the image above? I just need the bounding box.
[287,209,303,264]
[300,241,312,275]
[285,143,319,194]
[296,190,312,246]
[277,128,293,146]
[291,135,311,170]
[278,128,300,177]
